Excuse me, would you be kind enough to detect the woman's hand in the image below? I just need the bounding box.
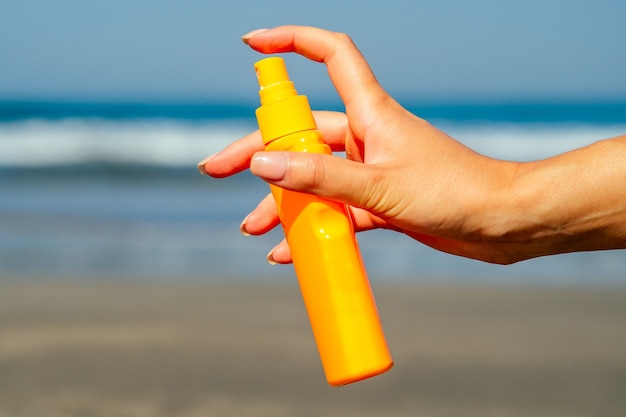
[199,25,626,265]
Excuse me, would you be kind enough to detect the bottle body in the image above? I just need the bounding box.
[253,56,392,386]
[266,129,393,386]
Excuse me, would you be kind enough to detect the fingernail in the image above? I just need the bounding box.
[197,153,216,175]
[250,153,288,181]
[242,28,268,44]
[239,215,251,237]
[266,249,277,266]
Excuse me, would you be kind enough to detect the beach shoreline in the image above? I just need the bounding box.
[1,279,625,417]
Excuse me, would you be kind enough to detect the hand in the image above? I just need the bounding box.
[199,25,626,265]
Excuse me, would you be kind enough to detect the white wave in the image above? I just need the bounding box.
[0,118,256,168]
[0,118,624,168]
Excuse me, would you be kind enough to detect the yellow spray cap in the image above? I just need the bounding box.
[254,57,317,144]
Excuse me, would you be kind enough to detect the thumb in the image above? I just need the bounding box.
[250,151,388,213]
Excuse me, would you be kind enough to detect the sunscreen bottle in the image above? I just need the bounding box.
[253,56,393,386]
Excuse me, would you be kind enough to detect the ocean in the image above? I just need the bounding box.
[1,100,625,285]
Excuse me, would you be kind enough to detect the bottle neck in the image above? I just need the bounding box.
[255,94,318,145]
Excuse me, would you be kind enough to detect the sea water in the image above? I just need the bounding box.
[0,100,625,284]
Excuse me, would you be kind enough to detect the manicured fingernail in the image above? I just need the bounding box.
[239,215,251,237]
[250,153,287,181]
[242,28,269,44]
[197,154,216,175]
[266,249,277,266]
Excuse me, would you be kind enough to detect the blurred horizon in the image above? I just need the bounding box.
[2,97,626,122]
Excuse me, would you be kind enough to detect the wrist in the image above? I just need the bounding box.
[486,161,553,262]
[471,159,555,264]
[482,138,626,262]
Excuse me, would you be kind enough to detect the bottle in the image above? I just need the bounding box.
[253,56,393,386]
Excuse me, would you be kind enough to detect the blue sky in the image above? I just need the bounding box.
[1,0,625,103]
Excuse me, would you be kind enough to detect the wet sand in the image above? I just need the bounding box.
[1,280,625,417]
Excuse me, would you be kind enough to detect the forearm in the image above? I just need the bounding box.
[490,135,626,262]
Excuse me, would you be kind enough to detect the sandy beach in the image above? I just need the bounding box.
[0,280,625,417]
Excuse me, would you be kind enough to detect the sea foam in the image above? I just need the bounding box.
[0,118,256,168]
[1,118,624,169]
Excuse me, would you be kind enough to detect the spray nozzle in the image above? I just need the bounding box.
[254,57,297,105]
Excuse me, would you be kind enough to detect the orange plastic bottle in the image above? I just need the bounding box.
[253,56,393,386]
